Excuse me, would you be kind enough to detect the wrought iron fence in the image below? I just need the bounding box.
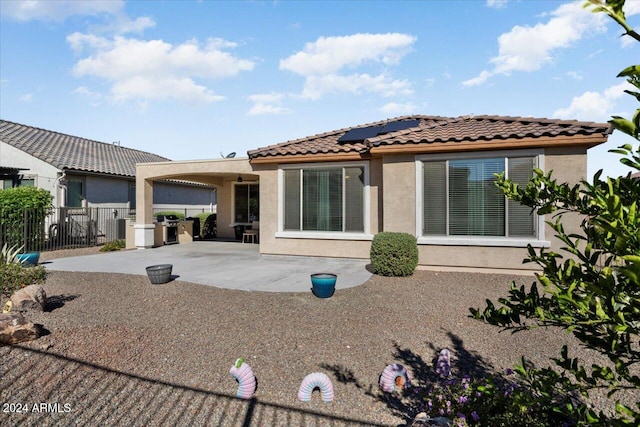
[0,207,134,252]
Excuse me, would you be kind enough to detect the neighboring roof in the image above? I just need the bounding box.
[248,115,613,162]
[0,120,170,177]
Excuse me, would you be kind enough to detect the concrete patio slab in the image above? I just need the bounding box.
[43,241,373,293]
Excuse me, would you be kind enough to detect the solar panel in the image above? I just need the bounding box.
[337,125,384,143]
[379,119,420,134]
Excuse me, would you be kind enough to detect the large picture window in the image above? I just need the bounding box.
[421,155,537,239]
[283,165,365,233]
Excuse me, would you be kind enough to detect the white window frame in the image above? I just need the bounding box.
[276,161,373,241]
[415,149,549,248]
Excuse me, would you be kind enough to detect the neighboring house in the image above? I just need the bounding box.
[134,115,612,271]
[0,119,216,214]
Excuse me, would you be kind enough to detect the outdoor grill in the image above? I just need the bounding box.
[157,214,179,245]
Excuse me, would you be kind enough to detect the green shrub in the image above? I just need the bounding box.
[370,232,418,276]
[99,239,125,252]
[0,187,52,251]
[154,211,185,220]
[195,213,217,238]
[0,263,46,298]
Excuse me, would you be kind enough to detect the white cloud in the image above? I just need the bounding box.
[486,0,508,9]
[73,86,103,106]
[18,94,32,103]
[379,102,418,115]
[552,81,631,121]
[463,1,607,86]
[279,33,416,100]
[301,73,412,100]
[280,33,415,76]
[462,70,494,87]
[68,34,255,105]
[1,0,124,22]
[625,1,640,16]
[247,93,292,116]
[566,70,583,80]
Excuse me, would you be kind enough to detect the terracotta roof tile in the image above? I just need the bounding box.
[0,120,170,177]
[248,115,612,160]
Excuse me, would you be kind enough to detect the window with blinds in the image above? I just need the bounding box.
[283,166,365,232]
[422,156,536,238]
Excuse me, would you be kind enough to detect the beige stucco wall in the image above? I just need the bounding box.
[135,146,590,271]
[254,161,378,259]
[254,147,589,270]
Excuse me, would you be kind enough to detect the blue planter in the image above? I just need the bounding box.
[310,273,337,298]
[16,252,40,266]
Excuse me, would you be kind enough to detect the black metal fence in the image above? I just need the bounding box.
[0,207,133,252]
[0,207,217,252]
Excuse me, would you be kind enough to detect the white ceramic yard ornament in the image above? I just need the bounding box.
[379,363,411,392]
[297,372,334,402]
[229,358,257,399]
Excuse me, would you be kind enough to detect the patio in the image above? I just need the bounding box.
[43,241,372,292]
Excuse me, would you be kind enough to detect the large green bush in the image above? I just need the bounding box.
[471,3,640,424]
[370,232,418,276]
[0,187,53,251]
[195,212,217,238]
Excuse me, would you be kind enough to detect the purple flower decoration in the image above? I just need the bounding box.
[471,411,480,421]
[435,348,451,377]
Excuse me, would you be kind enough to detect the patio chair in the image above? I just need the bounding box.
[242,221,259,244]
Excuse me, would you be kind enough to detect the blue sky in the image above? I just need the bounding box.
[1,0,638,178]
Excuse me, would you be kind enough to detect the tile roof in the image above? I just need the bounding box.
[248,115,613,160]
[0,120,170,177]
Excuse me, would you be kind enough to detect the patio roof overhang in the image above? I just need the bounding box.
[135,158,258,248]
[136,157,257,186]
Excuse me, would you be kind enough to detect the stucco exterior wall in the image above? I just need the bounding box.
[0,141,63,205]
[414,147,588,270]
[381,154,416,234]
[254,161,377,259]
[254,147,589,270]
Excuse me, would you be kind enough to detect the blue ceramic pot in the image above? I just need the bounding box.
[310,273,337,298]
[16,252,40,266]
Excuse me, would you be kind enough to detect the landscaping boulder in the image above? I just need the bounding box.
[0,312,40,344]
[10,285,46,312]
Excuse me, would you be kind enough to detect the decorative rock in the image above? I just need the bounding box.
[411,412,451,426]
[0,313,40,344]
[10,285,46,312]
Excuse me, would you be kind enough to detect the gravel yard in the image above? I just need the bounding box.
[0,249,634,426]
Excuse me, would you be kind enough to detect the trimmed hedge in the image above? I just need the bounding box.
[0,187,52,251]
[370,232,418,277]
[154,211,186,220]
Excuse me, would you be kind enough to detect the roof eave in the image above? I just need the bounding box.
[249,151,369,164]
[369,134,609,156]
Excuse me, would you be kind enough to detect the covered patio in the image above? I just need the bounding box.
[134,158,260,248]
